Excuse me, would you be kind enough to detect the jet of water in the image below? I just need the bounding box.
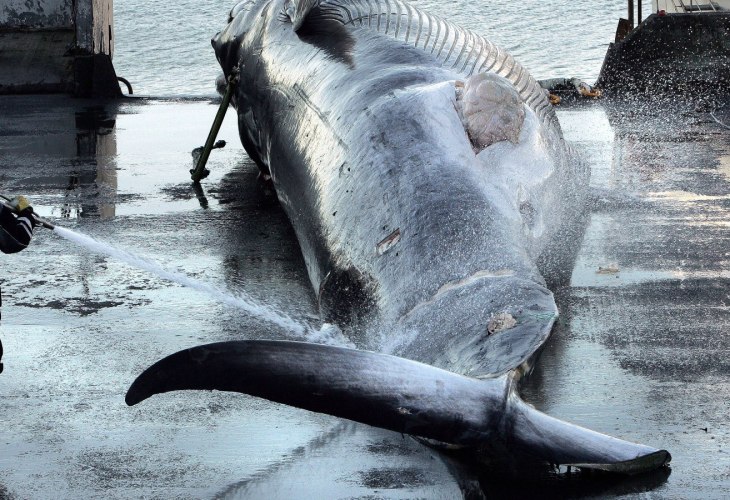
[52,225,351,345]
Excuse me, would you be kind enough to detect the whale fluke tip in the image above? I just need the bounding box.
[568,449,671,475]
[508,395,671,474]
[125,382,148,406]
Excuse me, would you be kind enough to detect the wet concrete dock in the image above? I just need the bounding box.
[0,94,728,498]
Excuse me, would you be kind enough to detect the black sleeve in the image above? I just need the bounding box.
[0,205,33,253]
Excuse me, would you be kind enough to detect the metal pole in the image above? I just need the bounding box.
[190,69,239,183]
[638,0,642,24]
[628,0,635,28]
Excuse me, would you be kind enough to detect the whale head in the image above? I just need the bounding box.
[212,0,268,76]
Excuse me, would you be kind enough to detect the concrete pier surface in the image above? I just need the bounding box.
[0,94,728,498]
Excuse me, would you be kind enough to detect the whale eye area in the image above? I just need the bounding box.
[456,73,525,151]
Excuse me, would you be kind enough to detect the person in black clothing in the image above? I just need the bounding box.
[0,196,37,373]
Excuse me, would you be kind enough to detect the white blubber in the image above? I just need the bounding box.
[458,73,525,150]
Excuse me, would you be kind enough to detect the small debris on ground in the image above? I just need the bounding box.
[597,264,620,274]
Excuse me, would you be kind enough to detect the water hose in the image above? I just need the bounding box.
[0,195,55,230]
[190,68,239,183]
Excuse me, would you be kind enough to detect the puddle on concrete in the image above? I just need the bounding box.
[646,190,730,202]
[572,261,730,288]
[3,98,243,220]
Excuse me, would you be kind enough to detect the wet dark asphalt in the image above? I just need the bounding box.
[0,94,728,498]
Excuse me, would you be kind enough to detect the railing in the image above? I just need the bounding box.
[627,1,726,27]
[651,0,726,14]
[626,0,644,27]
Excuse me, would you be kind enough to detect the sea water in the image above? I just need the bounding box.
[113,0,628,97]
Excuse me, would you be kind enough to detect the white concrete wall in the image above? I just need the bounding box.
[0,0,115,93]
[75,0,114,57]
[2,0,112,57]
[0,0,73,28]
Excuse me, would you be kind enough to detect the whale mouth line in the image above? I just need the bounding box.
[398,269,517,322]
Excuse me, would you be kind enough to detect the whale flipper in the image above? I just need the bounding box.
[127,340,501,445]
[126,340,670,474]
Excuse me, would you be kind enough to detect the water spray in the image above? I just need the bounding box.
[0,193,349,345]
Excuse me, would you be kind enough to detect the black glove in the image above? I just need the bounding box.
[8,196,39,227]
[18,206,39,227]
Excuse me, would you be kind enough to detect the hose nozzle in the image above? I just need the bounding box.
[0,195,55,230]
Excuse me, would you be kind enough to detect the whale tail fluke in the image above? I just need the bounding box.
[126,340,670,475]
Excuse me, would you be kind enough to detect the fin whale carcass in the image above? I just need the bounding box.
[127,0,670,474]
